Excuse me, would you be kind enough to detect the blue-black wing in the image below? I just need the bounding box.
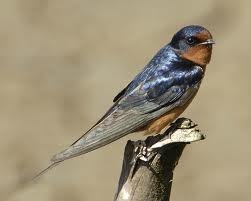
[118,65,204,114]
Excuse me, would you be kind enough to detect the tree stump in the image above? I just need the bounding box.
[114,118,205,201]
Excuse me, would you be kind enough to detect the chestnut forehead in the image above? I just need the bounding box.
[194,30,212,41]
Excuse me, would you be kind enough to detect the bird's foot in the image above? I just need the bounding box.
[134,141,155,162]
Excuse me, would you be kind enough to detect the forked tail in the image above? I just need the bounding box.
[31,161,62,182]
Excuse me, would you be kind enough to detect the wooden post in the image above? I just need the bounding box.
[114,118,205,201]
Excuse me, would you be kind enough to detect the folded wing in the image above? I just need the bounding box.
[51,64,204,163]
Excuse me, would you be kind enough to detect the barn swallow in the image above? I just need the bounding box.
[35,25,214,178]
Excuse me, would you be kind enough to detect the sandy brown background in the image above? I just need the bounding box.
[0,0,250,201]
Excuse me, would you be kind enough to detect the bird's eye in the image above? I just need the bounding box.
[186,37,196,45]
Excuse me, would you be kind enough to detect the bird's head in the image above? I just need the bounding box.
[170,25,215,67]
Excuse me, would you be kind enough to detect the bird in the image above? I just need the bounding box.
[34,25,214,178]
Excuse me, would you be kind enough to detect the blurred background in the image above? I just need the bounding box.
[0,0,250,201]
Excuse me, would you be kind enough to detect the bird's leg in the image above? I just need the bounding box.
[134,137,165,163]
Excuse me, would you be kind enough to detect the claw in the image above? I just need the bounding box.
[133,141,153,162]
